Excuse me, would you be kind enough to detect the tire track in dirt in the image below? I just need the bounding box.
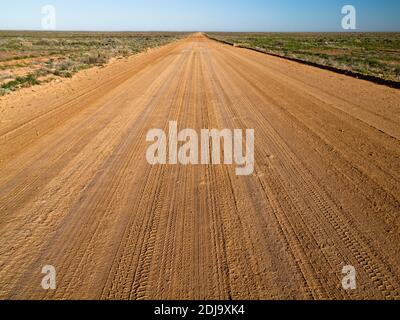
[207,44,400,298]
[12,46,193,299]
[0,34,399,300]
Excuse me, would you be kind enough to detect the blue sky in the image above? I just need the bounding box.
[1,0,399,32]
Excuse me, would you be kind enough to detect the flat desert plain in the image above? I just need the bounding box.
[0,33,399,299]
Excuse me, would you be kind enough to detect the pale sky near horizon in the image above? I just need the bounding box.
[1,0,399,32]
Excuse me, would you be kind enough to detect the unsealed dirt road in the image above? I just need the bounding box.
[0,33,399,300]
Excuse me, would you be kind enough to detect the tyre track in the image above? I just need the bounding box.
[0,33,399,300]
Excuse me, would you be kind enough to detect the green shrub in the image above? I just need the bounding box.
[1,74,39,91]
[0,88,10,96]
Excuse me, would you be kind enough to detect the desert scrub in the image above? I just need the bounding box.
[0,31,187,94]
[395,67,400,78]
[0,88,10,96]
[1,74,39,91]
[81,51,110,65]
[0,73,11,81]
[208,32,400,82]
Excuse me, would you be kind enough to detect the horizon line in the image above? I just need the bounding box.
[1,29,399,33]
